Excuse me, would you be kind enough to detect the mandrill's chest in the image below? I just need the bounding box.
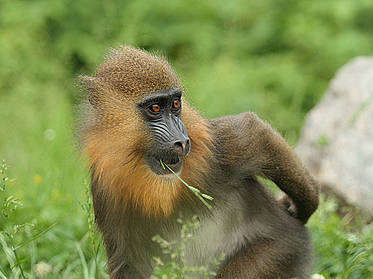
[154,189,268,273]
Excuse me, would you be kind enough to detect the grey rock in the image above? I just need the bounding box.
[296,57,373,215]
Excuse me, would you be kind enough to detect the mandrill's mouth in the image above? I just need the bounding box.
[145,139,191,177]
[158,155,182,175]
[145,153,184,176]
[162,156,180,166]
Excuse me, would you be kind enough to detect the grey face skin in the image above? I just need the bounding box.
[137,88,190,175]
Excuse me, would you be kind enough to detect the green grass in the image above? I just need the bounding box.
[151,217,223,279]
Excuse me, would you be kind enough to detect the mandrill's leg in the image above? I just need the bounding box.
[215,236,311,279]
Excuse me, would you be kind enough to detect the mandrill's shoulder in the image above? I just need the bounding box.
[208,111,264,132]
[208,111,268,146]
[207,112,269,170]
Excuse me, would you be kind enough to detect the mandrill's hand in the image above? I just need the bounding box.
[278,195,300,222]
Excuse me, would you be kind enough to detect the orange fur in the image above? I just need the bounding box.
[83,102,212,217]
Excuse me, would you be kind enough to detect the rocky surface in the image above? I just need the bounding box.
[297,57,373,215]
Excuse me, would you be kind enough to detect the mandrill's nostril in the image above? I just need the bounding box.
[173,141,184,154]
[173,138,190,156]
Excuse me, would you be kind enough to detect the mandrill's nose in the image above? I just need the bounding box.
[173,138,191,157]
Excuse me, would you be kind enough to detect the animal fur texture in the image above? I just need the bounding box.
[79,46,320,279]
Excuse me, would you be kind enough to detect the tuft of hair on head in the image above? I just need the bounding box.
[80,46,183,102]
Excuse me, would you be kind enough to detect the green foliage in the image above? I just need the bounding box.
[0,0,373,277]
[0,161,55,278]
[0,161,27,278]
[151,217,223,279]
[309,197,373,279]
[0,162,107,278]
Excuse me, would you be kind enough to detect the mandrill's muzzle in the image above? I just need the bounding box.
[171,137,191,158]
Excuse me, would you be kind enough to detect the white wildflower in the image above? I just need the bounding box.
[311,274,325,279]
[34,261,52,278]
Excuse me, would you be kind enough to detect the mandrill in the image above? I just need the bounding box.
[78,46,320,279]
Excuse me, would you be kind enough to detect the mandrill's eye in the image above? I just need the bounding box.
[172,99,181,110]
[150,104,161,113]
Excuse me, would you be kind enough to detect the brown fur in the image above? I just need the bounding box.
[79,46,319,279]
[92,46,182,99]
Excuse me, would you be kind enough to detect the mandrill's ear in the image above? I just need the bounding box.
[78,75,103,108]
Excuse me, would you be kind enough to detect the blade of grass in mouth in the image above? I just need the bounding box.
[160,160,213,210]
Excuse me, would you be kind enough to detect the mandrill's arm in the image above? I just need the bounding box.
[241,112,320,223]
[213,112,320,223]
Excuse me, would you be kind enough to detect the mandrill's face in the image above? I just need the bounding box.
[137,88,191,176]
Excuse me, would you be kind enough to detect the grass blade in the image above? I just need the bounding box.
[76,242,89,279]
[160,160,213,209]
[13,223,57,251]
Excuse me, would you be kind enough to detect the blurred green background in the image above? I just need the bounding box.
[1,0,373,278]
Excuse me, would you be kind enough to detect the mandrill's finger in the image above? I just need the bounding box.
[278,195,299,219]
[278,195,292,209]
